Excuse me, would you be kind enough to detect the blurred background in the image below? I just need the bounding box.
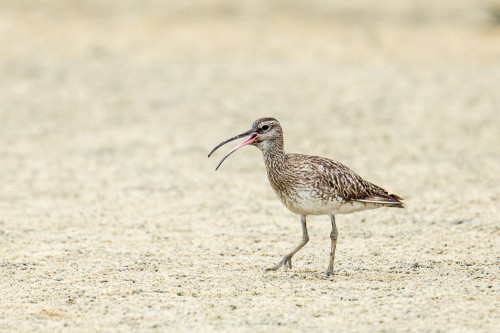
[1,0,498,225]
[2,0,500,64]
[0,0,499,331]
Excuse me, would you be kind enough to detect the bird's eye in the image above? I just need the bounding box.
[262,124,270,131]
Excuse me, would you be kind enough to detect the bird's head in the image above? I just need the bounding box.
[208,117,282,170]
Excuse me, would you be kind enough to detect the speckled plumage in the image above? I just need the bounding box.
[265,153,403,215]
[209,117,403,276]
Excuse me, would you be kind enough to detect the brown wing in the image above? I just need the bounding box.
[289,154,404,207]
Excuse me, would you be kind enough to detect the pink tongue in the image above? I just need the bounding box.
[232,134,257,151]
[231,133,256,151]
[242,133,257,145]
[215,133,258,170]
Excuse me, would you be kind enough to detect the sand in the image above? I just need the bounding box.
[0,1,499,331]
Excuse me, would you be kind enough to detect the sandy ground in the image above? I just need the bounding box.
[0,1,499,331]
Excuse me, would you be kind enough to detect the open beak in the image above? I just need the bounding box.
[208,128,257,170]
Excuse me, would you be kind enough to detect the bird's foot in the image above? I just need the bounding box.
[325,267,334,277]
[265,255,292,272]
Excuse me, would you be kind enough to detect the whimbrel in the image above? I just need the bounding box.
[208,117,403,276]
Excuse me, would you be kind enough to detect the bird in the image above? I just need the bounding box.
[208,117,403,276]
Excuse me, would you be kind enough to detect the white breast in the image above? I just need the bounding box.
[276,189,377,216]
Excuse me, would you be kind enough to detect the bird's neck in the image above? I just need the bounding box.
[262,139,286,171]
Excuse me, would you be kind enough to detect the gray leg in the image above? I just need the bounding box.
[326,214,338,276]
[266,215,309,272]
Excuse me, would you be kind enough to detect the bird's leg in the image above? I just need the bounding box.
[326,214,338,276]
[266,215,309,272]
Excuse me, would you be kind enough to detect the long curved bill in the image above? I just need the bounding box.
[208,128,257,170]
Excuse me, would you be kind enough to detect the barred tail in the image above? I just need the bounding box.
[356,194,404,208]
